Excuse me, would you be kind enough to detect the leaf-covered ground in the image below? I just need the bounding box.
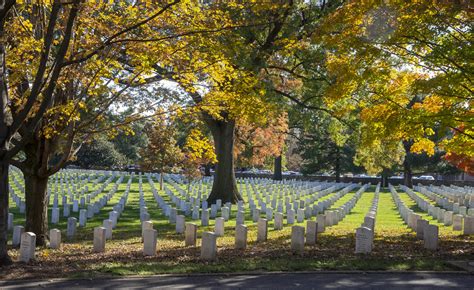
[2,176,473,280]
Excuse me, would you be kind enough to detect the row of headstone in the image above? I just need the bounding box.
[51,174,123,225]
[324,184,369,228]
[355,183,380,254]
[389,185,440,250]
[422,184,474,209]
[159,172,355,230]
[92,174,132,253]
[413,185,473,217]
[399,185,474,235]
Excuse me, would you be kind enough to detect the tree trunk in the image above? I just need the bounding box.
[205,118,242,204]
[0,162,12,265]
[24,172,49,246]
[21,138,50,247]
[381,169,390,188]
[403,160,413,188]
[204,164,211,176]
[273,155,282,180]
[0,3,14,265]
[335,147,341,183]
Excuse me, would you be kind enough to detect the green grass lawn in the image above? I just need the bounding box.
[3,173,473,280]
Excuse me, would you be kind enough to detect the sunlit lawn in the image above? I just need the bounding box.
[3,174,473,280]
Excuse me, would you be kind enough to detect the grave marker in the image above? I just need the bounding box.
[185,223,198,246]
[12,225,24,248]
[355,226,373,254]
[93,227,106,253]
[67,217,77,239]
[201,232,217,261]
[423,224,439,250]
[306,220,318,245]
[257,218,268,242]
[215,217,225,237]
[176,215,185,234]
[19,232,36,263]
[49,229,61,249]
[464,216,474,235]
[291,226,305,254]
[274,212,283,230]
[416,219,429,240]
[235,224,248,250]
[143,229,158,256]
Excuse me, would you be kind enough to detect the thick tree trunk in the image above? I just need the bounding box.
[335,148,341,183]
[403,160,413,188]
[0,3,14,265]
[0,162,12,265]
[381,169,390,188]
[206,118,242,204]
[273,155,282,180]
[21,139,50,247]
[24,172,49,246]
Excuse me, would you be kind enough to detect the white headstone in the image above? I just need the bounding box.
[464,216,474,235]
[257,218,268,242]
[109,211,119,228]
[169,208,177,224]
[236,210,245,225]
[201,209,210,226]
[235,224,248,250]
[316,214,326,233]
[142,221,153,241]
[12,225,25,248]
[93,227,106,253]
[423,224,438,250]
[296,208,305,223]
[143,228,158,256]
[185,223,198,246]
[416,219,428,240]
[443,211,453,226]
[453,214,463,231]
[274,212,283,230]
[221,207,230,221]
[210,204,217,218]
[51,208,60,224]
[19,232,36,263]
[287,209,295,224]
[201,231,217,261]
[252,208,260,222]
[176,215,185,234]
[192,206,200,220]
[73,200,79,212]
[67,217,77,239]
[291,226,305,254]
[49,229,61,249]
[215,217,225,237]
[265,207,273,221]
[355,226,373,254]
[363,216,375,231]
[306,220,318,245]
[63,203,70,218]
[103,219,113,240]
[79,209,87,227]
